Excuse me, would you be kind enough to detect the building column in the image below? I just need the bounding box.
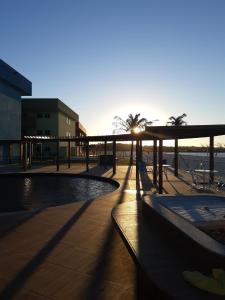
[158,139,163,194]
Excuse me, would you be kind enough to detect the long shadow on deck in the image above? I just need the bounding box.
[84,164,140,299]
[0,165,142,299]
[84,165,154,299]
[0,198,95,299]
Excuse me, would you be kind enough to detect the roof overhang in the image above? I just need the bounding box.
[145,125,225,140]
[0,59,32,96]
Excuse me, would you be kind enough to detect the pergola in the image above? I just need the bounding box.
[1,124,225,194]
[145,124,225,193]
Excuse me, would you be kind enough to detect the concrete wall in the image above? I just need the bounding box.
[22,112,58,136]
[0,89,21,140]
[58,112,75,137]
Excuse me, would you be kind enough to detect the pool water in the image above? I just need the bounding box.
[0,175,117,213]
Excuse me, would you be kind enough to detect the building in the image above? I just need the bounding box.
[75,121,87,156]
[0,59,32,162]
[22,98,81,158]
[75,121,86,138]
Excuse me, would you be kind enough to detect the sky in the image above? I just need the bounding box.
[1,0,225,146]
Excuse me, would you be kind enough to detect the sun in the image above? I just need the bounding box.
[133,127,141,134]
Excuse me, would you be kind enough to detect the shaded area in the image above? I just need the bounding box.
[0,199,94,299]
[0,165,140,299]
[112,197,223,300]
[84,165,136,299]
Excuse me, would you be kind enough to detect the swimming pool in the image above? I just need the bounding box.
[0,174,118,213]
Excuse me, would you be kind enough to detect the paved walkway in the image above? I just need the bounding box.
[0,164,142,300]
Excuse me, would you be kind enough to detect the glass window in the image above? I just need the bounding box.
[66,117,71,125]
[45,113,50,118]
[37,113,43,118]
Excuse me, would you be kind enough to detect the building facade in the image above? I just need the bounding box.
[0,59,32,162]
[22,98,79,158]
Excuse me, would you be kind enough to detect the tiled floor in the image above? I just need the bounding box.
[0,163,223,299]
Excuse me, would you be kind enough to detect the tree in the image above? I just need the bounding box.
[166,113,187,176]
[166,113,187,126]
[113,113,156,164]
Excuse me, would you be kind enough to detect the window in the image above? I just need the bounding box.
[37,113,43,118]
[66,117,71,125]
[45,130,51,135]
[66,132,71,137]
[45,113,50,118]
[37,130,43,135]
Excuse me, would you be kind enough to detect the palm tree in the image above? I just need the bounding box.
[113,113,155,164]
[166,113,187,176]
[166,113,187,126]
